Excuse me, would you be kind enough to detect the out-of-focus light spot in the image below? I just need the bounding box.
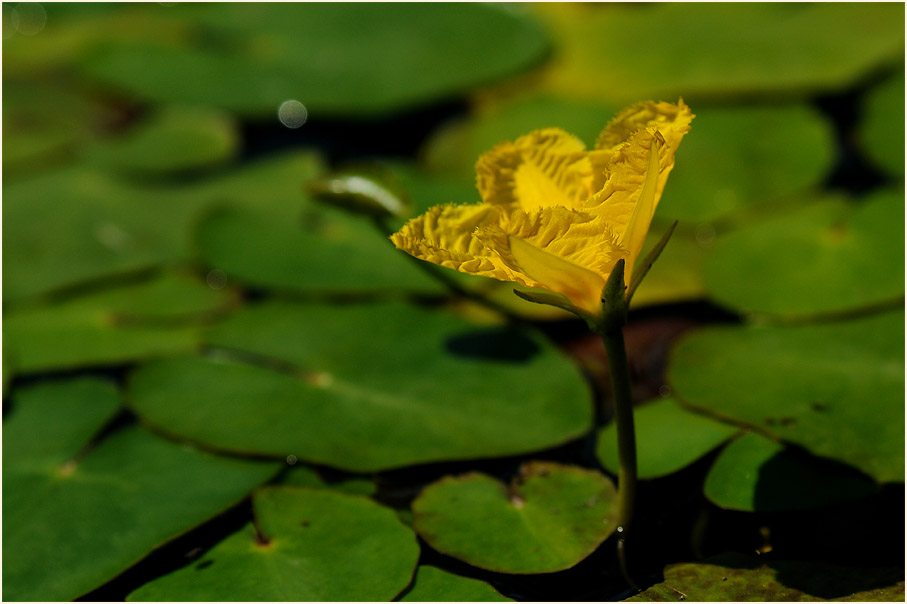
[2,4,19,39]
[695,223,717,248]
[278,100,308,129]
[13,3,46,36]
[206,269,228,290]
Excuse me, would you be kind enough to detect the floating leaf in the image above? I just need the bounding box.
[536,3,905,104]
[704,432,878,512]
[84,105,239,176]
[197,205,442,294]
[859,68,906,179]
[412,462,617,574]
[2,378,278,602]
[628,223,710,308]
[127,301,593,471]
[668,310,905,483]
[656,104,834,224]
[2,151,323,302]
[597,398,739,480]
[82,3,550,117]
[128,487,419,602]
[3,272,233,376]
[703,191,905,319]
[626,553,905,602]
[399,566,513,602]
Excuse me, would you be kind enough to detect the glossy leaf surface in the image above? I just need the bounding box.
[128,487,419,601]
[128,302,593,471]
[413,462,617,574]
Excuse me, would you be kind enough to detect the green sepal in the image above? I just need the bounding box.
[599,258,627,334]
[626,220,678,305]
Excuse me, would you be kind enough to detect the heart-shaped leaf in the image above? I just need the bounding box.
[702,191,905,319]
[127,301,593,471]
[81,3,550,117]
[3,378,278,602]
[412,462,617,574]
[668,310,905,483]
[127,487,419,602]
[859,68,906,179]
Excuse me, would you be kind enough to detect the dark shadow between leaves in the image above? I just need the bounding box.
[753,446,879,513]
[444,328,540,364]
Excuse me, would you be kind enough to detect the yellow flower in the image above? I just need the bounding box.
[391,100,693,316]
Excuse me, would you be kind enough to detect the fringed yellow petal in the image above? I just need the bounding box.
[475,208,625,313]
[390,203,511,278]
[596,99,694,153]
[475,128,594,213]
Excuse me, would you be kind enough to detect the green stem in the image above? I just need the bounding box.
[600,323,640,590]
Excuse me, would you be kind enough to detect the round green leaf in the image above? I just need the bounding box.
[82,3,550,117]
[84,105,239,176]
[128,486,419,602]
[537,3,905,104]
[656,104,834,224]
[197,205,441,294]
[2,379,278,602]
[668,310,905,483]
[127,301,593,471]
[597,398,738,480]
[2,151,323,302]
[703,191,905,318]
[413,462,617,574]
[627,553,905,602]
[400,566,513,602]
[3,272,233,376]
[859,68,906,179]
[704,432,878,512]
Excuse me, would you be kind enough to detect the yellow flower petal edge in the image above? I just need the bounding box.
[391,99,693,317]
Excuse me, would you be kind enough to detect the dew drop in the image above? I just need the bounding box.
[286,455,298,465]
[278,100,308,129]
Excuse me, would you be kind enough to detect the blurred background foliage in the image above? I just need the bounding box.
[2,3,904,602]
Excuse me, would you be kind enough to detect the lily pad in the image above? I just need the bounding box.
[84,105,239,176]
[702,191,905,319]
[413,461,617,574]
[704,432,879,512]
[82,3,550,117]
[3,272,233,376]
[859,68,906,179]
[626,552,905,602]
[597,398,739,480]
[668,309,905,483]
[536,3,905,104]
[3,378,278,602]
[197,204,441,294]
[656,104,834,224]
[127,486,419,602]
[399,566,513,602]
[2,151,323,302]
[127,301,593,471]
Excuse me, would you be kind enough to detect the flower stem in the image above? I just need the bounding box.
[599,323,639,590]
[597,258,640,591]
